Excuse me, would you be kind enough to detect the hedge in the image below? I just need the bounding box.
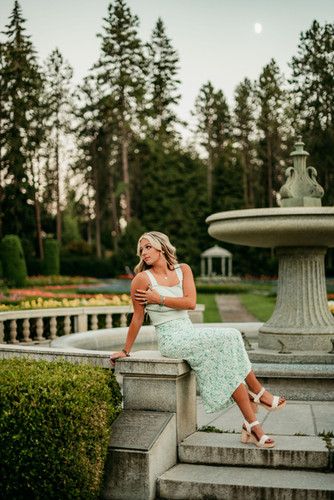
[0,359,122,500]
[43,239,60,275]
[0,235,27,287]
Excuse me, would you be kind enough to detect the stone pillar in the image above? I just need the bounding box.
[201,257,205,277]
[117,351,197,442]
[221,257,225,276]
[228,256,232,277]
[259,247,334,351]
[208,257,212,276]
[102,352,197,500]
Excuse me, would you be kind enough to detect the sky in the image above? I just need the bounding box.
[1,0,334,131]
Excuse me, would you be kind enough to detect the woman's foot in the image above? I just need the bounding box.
[248,386,286,411]
[241,419,275,448]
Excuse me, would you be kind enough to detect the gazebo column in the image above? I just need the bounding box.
[201,257,205,277]
[221,257,225,276]
[208,257,212,276]
[228,257,232,277]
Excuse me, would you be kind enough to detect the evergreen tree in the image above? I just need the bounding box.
[290,21,334,204]
[256,59,288,207]
[0,1,44,245]
[43,48,73,242]
[94,0,147,222]
[192,81,231,209]
[233,78,259,208]
[147,17,181,146]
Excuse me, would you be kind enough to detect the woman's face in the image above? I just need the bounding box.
[139,238,162,266]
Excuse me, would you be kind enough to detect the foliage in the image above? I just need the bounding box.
[43,239,60,275]
[290,20,334,205]
[111,218,147,275]
[60,256,116,278]
[0,235,27,287]
[0,359,122,500]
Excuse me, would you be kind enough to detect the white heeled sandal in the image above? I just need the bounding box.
[241,420,275,448]
[248,386,286,412]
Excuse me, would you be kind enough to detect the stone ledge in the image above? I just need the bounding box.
[116,350,190,377]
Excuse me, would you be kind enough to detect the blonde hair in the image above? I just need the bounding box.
[134,231,178,274]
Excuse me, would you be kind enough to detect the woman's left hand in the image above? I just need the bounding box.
[134,286,160,306]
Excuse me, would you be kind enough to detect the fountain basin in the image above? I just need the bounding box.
[207,207,334,248]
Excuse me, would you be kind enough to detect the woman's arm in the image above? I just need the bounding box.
[135,264,197,310]
[110,273,149,363]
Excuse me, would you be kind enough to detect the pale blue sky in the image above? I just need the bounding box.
[1,0,334,127]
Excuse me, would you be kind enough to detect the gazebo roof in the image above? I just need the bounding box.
[201,245,232,258]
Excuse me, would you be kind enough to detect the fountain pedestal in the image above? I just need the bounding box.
[259,247,334,351]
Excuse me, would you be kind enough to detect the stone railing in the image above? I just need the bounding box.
[0,306,131,345]
[0,304,204,345]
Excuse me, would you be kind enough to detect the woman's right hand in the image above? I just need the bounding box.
[109,351,128,367]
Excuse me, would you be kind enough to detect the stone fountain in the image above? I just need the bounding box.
[206,138,334,355]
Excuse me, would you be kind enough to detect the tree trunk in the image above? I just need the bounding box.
[55,128,62,242]
[266,134,273,207]
[94,167,102,258]
[34,193,44,259]
[109,163,120,252]
[121,130,131,221]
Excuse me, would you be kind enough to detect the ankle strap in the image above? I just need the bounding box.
[244,419,259,432]
[248,386,265,402]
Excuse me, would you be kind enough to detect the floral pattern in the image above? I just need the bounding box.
[156,317,252,413]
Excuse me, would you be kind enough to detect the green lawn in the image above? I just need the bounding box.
[197,293,221,322]
[238,293,276,322]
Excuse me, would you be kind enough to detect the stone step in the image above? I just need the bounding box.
[179,432,330,470]
[157,464,334,499]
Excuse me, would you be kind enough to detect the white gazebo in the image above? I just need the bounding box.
[201,245,233,277]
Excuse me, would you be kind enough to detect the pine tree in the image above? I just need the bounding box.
[256,59,288,207]
[147,17,181,146]
[94,0,147,222]
[193,81,231,209]
[0,1,44,248]
[43,48,73,242]
[233,78,259,208]
[290,21,334,204]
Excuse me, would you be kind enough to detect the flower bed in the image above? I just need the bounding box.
[0,293,131,312]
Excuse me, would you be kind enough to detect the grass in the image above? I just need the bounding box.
[197,293,221,322]
[238,293,276,322]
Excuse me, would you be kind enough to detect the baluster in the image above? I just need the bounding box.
[120,313,127,328]
[35,317,45,342]
[49,317,57,340]
[10,320,19,344]
[0,321,4,343]
[90,314,98,330]
[22,318,32,343]
[64,316,71,335]
[105,314,112,329]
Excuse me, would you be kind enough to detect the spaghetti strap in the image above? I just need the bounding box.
[145,269,158,287]
[175,264,183,282]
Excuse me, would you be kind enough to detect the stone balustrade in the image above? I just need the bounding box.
[0,306,131,345]
[0,305,204,345]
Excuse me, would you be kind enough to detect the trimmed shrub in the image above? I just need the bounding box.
[0,235,27,287]
[0,359,122,500]
[43,239,60,275]
[61,256,116,278]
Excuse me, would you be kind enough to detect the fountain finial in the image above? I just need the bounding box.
[279,138,324,207]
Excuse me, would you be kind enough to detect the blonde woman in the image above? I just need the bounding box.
[110,231,286,448]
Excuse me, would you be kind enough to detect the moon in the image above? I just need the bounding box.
[254,22,262,34]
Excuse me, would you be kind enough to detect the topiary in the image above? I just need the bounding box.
[43,239,60,275]
[0,235,27,287]
[0,359,122,500]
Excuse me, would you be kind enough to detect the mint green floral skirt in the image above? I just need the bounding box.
[155,317,252,413]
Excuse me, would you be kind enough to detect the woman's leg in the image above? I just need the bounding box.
[245,369,286,407]
[232,382,274,444]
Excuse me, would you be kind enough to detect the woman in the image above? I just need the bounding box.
[110,231,286,448]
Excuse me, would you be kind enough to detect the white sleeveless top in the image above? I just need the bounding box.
[144,265,189,326]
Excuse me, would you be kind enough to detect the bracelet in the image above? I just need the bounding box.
[122,348,130,357]
[159,294,165,306]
